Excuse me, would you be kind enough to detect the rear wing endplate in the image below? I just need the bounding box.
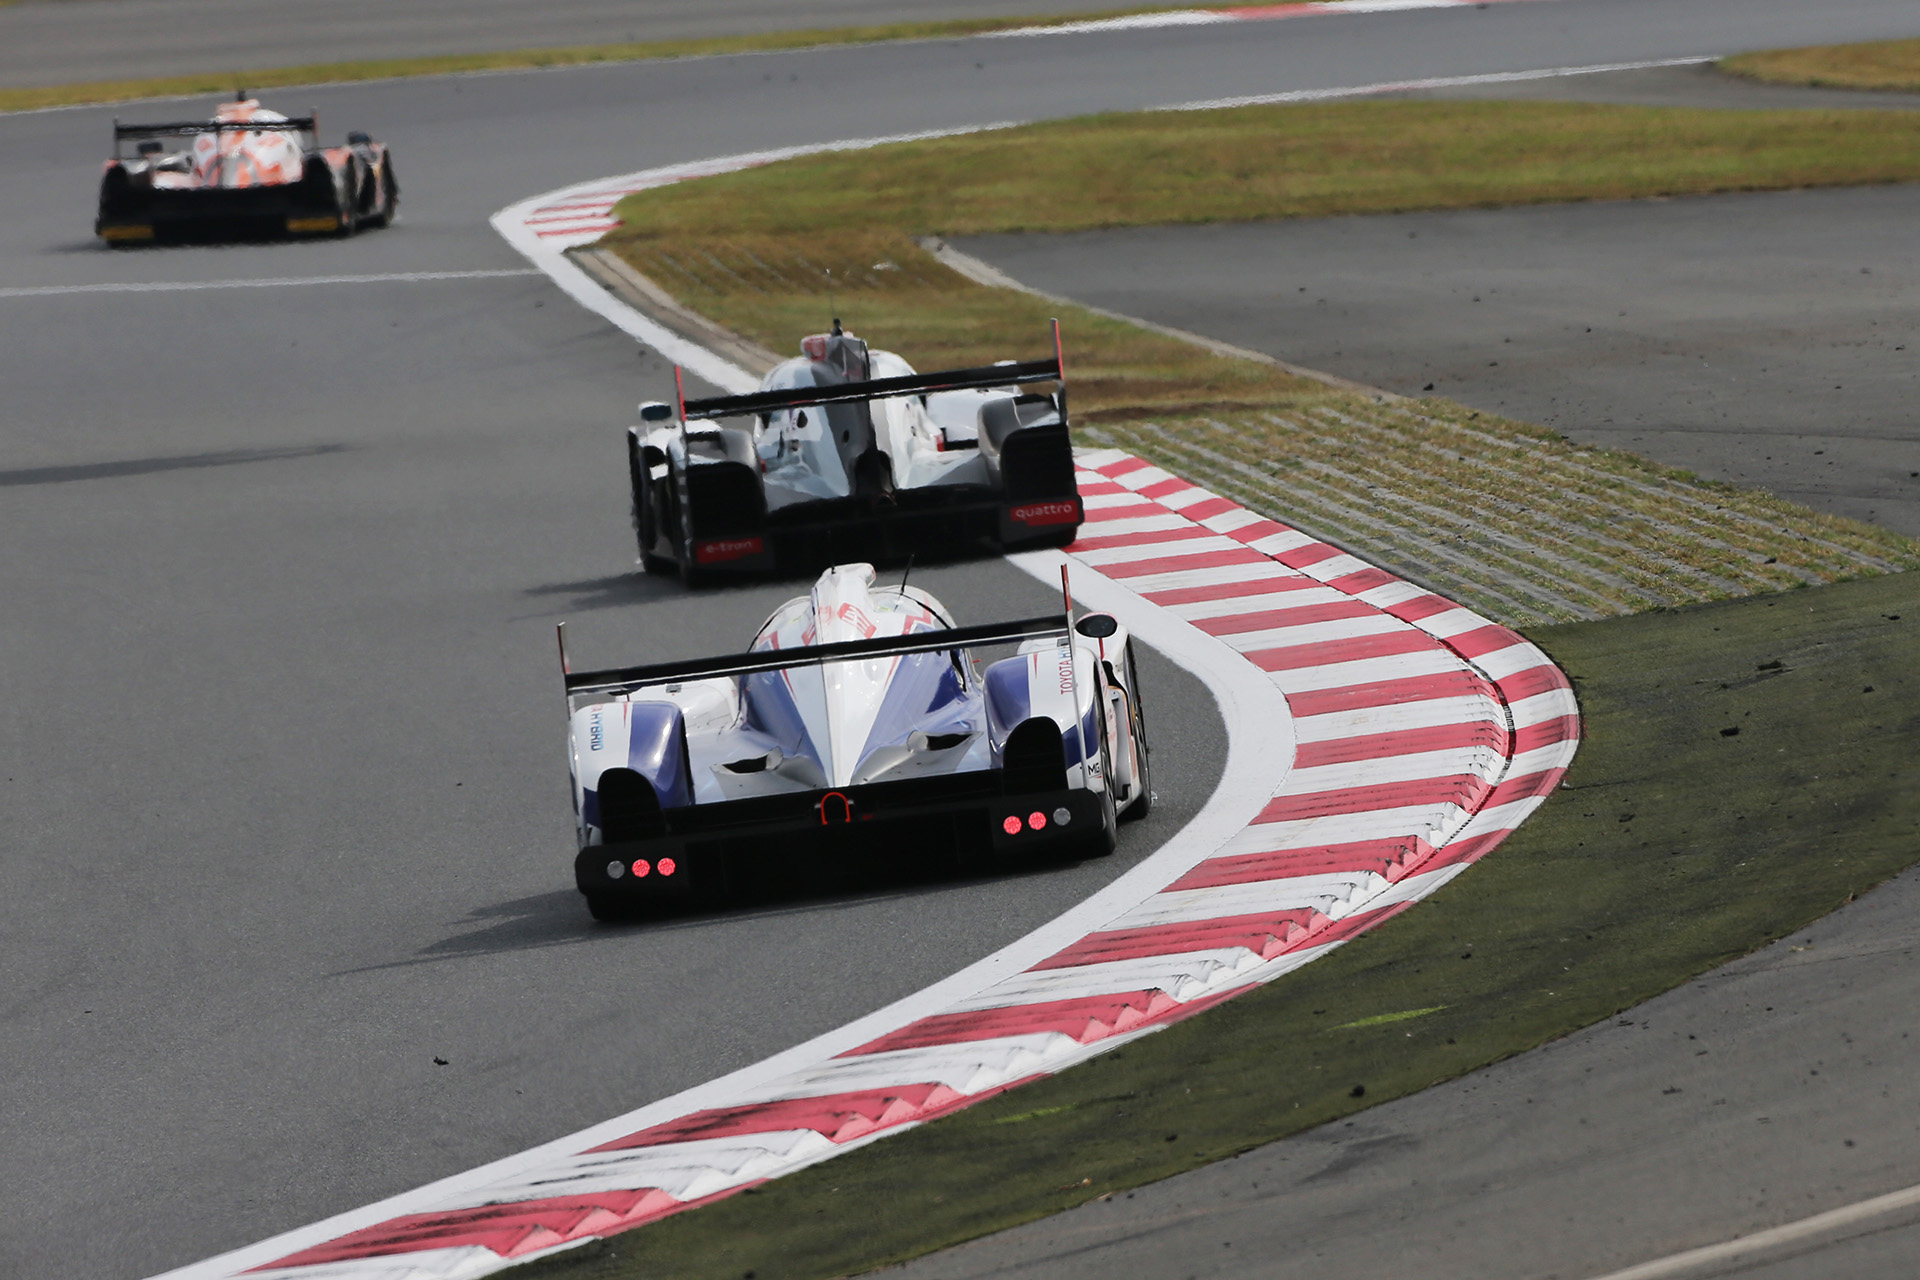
[564,613,1071,704]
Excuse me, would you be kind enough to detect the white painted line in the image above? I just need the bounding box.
[1583,1181,1920,1280]
[1164,56,1720,111]
[0,269,541,298]
[986,0,1556,38]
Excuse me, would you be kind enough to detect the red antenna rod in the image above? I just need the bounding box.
[1051,317,1065,383]
[555,621,572,676]
[1059,563,1072,616]
[674,365,688,446]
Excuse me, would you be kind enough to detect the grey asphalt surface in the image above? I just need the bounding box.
[0,0,1122,90]
[7,4,1920,1280]
[956,65,1920,535]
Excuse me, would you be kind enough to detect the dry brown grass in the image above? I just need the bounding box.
[608,101,1920,238]
[1722,38,1920,94]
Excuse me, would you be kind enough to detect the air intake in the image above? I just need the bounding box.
[597,767,666,842]
[1001,717,1069,795]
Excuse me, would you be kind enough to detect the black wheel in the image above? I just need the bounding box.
[362,158,398,228]
[630,435,674,575]
[1121,646,1153,821]
[1073,729,1120,859]
[335,166,360,237]
[664,458,713,587]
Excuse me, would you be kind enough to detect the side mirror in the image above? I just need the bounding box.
[638,401,674,423]
[346,130,371,146]
[1074,614,1119,639]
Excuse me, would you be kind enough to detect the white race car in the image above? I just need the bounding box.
[627,323,1085,583]
[96,97,397,243]
[559,563,1152,919]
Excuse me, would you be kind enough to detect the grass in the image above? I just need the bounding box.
[602,100,1920,623]
[1723,38,1920,94]
[0,4,1273,115]
[607,101,1920,237]
[520,570,1920,1280]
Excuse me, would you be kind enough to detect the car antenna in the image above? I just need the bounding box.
[1051,317,1069,423]
[898,554,915,600]
[824,266,836,332]
[1059,563,1072,617]
[555,622,571,676]
[674,365,688,448]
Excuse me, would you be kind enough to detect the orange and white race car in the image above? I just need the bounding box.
[96,97,396,244]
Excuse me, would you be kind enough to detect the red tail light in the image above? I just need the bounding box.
[631,859,651,878]
[1002,815,1022,835]
[1028,811,1047,830]
[658,857,677,877]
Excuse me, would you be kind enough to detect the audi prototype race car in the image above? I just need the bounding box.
[96,97,397,244]
[627,323,1084,583]
[561,562,1151,920]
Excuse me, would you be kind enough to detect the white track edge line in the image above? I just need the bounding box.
[1162,55,1718,110]
[1582,1180,1920,1280]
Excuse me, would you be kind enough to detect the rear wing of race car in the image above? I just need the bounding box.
[559,613,1071,710]
[111,115,318,159]
[680,320,1069,424]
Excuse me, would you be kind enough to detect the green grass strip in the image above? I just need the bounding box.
[520,569,1920,1280]
[608,100,1920,237]
[0,5,1261,115]
[1722,38,1920,94]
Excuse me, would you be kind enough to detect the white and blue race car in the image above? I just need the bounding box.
[559,563,1151,919]
[627,324,1085,584]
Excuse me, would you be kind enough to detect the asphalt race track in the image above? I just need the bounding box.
[0,0,1123,90]
[4,3,1920,1279]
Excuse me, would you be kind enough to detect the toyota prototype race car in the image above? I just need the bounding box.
[96,97,397,244]
[559,562,1151,920]
[627,322,1084,583]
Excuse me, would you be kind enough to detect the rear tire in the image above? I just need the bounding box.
[362,158,398,228]
[630,435,674,575]
[667,460,713,587]
[1073,729,1119,859]
[1121,646,1153,821]
[335,166,360,237]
